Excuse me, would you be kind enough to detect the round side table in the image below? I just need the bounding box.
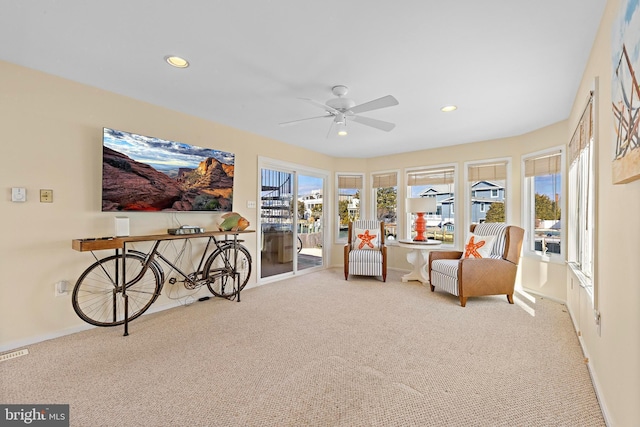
[397,239,442,284]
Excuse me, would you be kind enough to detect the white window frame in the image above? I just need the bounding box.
[465,158,512,226]
[371,169,400,241]
[405,163,457,246]
[521,146,565,263]
[567,90,596,303]
[336,172,365,244]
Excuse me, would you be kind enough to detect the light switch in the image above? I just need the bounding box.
[11,187,26,202]
[247,200,256,209]
[40,189,53,203]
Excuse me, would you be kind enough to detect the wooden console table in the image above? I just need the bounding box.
[72,230,253,252]
[72,230,254,336]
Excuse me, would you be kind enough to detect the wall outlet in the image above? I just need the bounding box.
[40,189,53,202]
[55,280,69,297]
[594,310,602,337]
[247,200,256,209]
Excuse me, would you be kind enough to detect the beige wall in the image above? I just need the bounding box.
[563,0,640,425]
[1,0,638,421]
[0,60,335,347]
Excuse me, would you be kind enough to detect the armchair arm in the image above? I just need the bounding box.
[429,250,463,263]
[458,257,518,298]
[344,243,351,279]
[428,250,463,284]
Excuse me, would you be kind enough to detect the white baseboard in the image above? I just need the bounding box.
[0,299,184,353]
[564,301,612,426]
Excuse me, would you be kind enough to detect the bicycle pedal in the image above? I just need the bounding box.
[198,296,210,302]
[168,277,177,285]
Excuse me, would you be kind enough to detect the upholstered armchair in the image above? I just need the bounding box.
[427,223,524,307]
[344,220,387,282]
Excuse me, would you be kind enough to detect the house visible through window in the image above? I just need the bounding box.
[406,165,456,244]
[467,160,509,224]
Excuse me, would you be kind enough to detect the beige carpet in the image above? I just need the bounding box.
[0,269,605,426]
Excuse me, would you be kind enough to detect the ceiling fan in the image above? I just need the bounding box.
[280,85,399,137]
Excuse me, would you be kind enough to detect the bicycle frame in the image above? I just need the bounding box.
[128,236,243,290]
[72,229,253,336]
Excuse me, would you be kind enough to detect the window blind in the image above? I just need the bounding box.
[569,93,593,164]
[337,174,363,189]
[467,162,508,181]
[524,151,562,177]
[407,167,455,186]
[372,172,397,187]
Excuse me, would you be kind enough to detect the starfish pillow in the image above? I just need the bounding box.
[354,228,379,250]
[462,233,496,259]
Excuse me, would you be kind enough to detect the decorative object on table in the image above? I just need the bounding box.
[406,197,437,241]
[344,220,387,282]
[217,212,250,231]
[427,223,524,307]
[611,0,640,184]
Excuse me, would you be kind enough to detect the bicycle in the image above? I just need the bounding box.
[72,234,251,328]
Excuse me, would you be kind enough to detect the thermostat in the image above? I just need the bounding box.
[11,187,26,202]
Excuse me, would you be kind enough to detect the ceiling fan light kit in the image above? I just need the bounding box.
[164,55,189,68]
[337,122,348,136]
[280,85,398,137]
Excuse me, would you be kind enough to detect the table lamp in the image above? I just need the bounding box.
[406,197,437,241]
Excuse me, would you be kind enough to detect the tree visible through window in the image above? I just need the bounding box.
[524,149,562,256]
[372,171,398,240]
[336,174,363,242]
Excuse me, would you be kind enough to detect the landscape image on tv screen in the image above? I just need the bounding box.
[102,128,235,212]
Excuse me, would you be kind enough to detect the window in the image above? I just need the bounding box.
[523,148,563,258]
[406,165,456,244]
[336,173,363,242]
[467,160,509,225]
[568,94,595,294]
[372,171,398,241]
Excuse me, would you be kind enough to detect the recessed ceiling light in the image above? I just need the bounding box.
[164,55,189,68]
[441,105,457,112]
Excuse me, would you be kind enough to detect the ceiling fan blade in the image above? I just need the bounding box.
[279,115,331,126]
[325,120,335,139]
[352,115,396,132]
[299,98,341,115]
[349,95,399,114]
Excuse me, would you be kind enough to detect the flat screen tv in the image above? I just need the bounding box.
[102,127,235,212]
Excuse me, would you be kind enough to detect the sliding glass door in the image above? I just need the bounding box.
[297,174,323,272]
[259,161,326,280]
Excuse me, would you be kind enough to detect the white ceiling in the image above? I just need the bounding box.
[0,1,606,158]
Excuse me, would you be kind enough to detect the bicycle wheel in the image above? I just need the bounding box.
[205,244,251,298]
[72,252,161,327]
